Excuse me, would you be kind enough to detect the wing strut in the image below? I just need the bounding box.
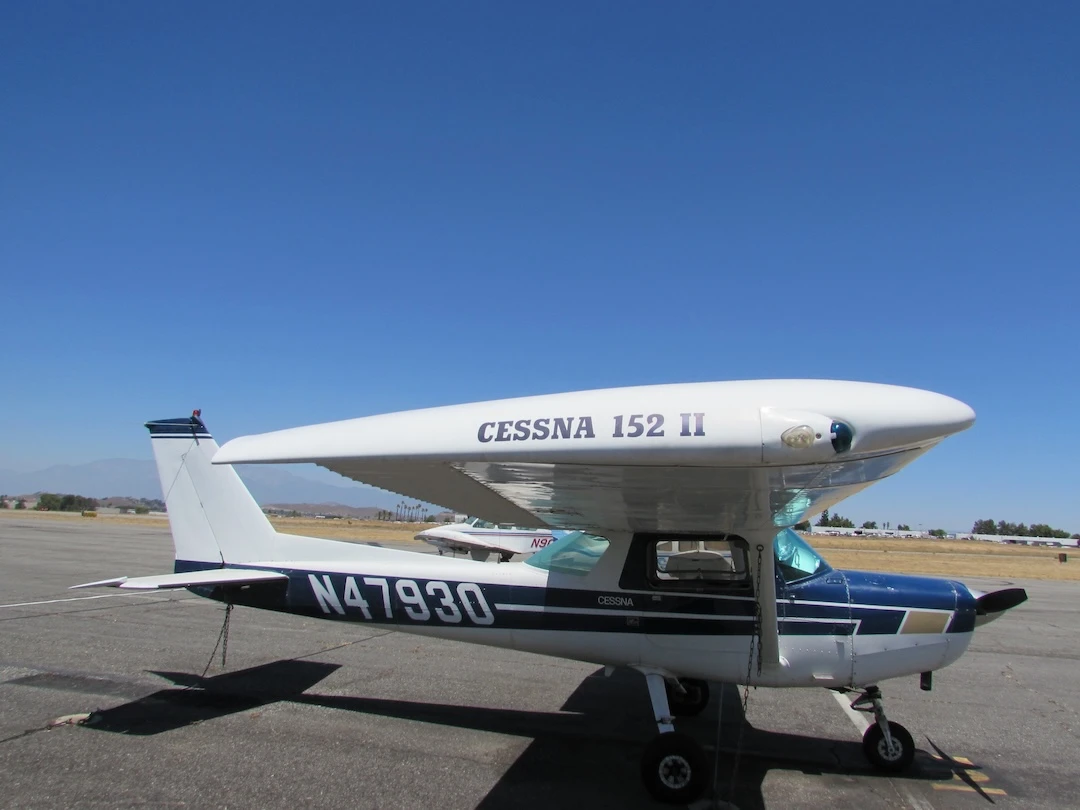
[747,530,780,672]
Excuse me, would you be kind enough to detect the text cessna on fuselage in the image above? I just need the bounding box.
[476,412,706,443]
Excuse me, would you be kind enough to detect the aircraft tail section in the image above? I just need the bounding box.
[147,413,278,568]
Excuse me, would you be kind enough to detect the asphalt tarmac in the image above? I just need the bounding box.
[1,516,1076,809]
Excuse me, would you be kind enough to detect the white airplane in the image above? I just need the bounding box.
[74,380,1027,804]
[416,517,558,561]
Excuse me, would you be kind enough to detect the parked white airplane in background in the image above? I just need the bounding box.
[416,517,558,561]
[74,380,1026,804]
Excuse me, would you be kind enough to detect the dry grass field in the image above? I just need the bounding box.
[805,534,1079,581]
[0,509,431,544]
[3,510,1076,581]
[270,516,434,542]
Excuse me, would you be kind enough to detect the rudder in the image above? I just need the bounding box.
[147,413,277,568]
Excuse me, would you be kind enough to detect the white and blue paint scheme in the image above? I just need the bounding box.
[73,380,1025,804]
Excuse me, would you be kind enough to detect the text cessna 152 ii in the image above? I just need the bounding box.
[76,380,1027,804]
[416,516,558,561]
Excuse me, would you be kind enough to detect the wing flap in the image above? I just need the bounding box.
[71,569,288,591]
[323,460,538,526]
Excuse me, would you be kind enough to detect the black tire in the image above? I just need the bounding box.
[862,721,915,772]
[640,732,709,805]
[667,678,710,717]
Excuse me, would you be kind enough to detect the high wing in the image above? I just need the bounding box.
[213,380,975,535]
[415,526,523,559]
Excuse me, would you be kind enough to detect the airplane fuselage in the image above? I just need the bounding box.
[182,539,977,690]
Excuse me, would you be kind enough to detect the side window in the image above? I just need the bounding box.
[650,536,751,590]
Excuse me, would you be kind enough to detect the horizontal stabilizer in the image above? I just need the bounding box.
[71,569,288,591]
[70,577,130,589]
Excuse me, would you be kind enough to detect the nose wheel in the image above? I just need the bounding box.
[849,685,915,772]
[639,670,710,804]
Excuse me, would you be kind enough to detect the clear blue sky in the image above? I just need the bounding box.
[2,3,1077,531]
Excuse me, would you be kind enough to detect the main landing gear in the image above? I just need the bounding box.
[847,685,915,772]
[639,671,710,804]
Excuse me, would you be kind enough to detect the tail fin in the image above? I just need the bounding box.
[147,413,277,568]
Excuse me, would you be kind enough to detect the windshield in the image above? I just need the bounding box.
[774,528,829,582]
[525,531,610,576]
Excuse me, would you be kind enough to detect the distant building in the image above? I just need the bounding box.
[953,533,1079,548]
[808,527,926,538]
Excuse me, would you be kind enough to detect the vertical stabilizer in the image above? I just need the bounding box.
[146,414,277,568]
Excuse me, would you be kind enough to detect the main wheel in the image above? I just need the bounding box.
[667,678,710,717]
[862,721,915,772]
[640,731,709,804]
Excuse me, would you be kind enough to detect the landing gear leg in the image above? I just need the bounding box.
[639,671,709,804]
[850,685,915,771]
[667,677,710,717]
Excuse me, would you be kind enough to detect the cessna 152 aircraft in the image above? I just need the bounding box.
[416,516,558,561]
[75,380,1027,804]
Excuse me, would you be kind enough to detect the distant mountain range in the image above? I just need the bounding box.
[0,459,414,510]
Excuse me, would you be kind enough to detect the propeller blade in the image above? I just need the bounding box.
[975,587,1027,615]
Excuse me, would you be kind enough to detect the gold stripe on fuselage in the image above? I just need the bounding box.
[900,610,950,634]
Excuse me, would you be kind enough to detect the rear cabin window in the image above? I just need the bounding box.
[651,537,751,589]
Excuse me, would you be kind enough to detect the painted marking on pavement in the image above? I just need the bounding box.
[932,783,1007,795]
[830,689,871,733]
[0,593,161,609]
[899,786,936,810]
[929,753,1007,796]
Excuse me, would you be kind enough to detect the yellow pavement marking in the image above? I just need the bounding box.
[932,783,1007,795]
[928,754,1007,796]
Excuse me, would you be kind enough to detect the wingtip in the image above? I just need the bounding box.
[70,576,129,590]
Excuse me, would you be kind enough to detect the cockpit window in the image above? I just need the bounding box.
[774,528,829,582]
[468,517,496,529]
[525,531,610,576]
[651,537,751,589]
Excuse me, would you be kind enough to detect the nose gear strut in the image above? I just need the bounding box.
[847,685,916,771]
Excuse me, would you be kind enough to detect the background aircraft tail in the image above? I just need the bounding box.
[147,413,279,569]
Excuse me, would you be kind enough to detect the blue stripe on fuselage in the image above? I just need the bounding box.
[175,559,222,574]
[171,561,969,636]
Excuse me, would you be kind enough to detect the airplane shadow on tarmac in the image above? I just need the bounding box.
[84,660,958,809]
